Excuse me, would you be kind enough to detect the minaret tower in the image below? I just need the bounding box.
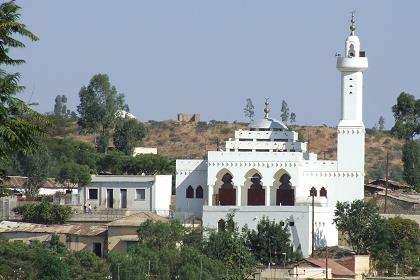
[336,13,368,174]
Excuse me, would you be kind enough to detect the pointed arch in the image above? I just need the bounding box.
[196,185,203,199]
[320,187,327,197]
[275,172,295,206]
[214,168,236,206]
[186,185,194,198]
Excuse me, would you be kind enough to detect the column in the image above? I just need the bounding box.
[208,185,214,206]
[265,186,271,206]
[236,185,242,206]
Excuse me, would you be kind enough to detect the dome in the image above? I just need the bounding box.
[249,117,288,130]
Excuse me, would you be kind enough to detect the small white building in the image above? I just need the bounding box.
[79,175,172,217]
[133,147,158,156]
[176,15,368,257]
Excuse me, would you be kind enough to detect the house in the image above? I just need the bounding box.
[79,175,172,217]
[133,147,158,156]
[0,221,107,257]
[0,176,76,196]
[290,258,356,279]
[107,212,168,253]
[175,15,367,257]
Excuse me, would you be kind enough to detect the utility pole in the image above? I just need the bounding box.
[384,151,389,214]
[325,245,329,280]
[310,187,317,257]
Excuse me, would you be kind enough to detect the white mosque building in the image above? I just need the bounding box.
[176,15,368,257]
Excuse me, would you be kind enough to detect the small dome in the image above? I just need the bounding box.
[249,117,288,130]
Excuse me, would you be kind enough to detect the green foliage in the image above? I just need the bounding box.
[290,112,296,123]
[243,98,255,122]
[333,200,382,254]
[57,161,91,191]
[244,217,294,265]
[77,74,128,152]
[391,92,420,140]
[371,217,420,276]
[137,220,184,250]
[378,116,385,131]
[14,200,73,224]
[280,100,289,123]
[113,117,148,155]
[402,141,420,190]
[0,239,109,280]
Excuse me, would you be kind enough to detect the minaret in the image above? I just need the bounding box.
[336,13,368,173]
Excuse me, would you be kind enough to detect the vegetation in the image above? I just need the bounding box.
[280,100,289,123]
[243,98,255,122]
[391,92,420,190]
[77,74,128,152]
[334,200,420,275]
[0,238,109,280]
[13,201,73,224]
[113,117,148,155]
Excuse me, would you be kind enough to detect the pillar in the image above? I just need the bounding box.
[265,186,271,206]
[208,185,214,206]
[236,185,242,206]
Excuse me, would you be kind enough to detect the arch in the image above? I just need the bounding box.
[196,185,203,199]
[247,173,265,205]
[348,44,355,57]
[320,187,327,197]
[276,174,295,206]
[186,185,194,198]
[218,173,236,205]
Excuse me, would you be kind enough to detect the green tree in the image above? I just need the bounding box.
[333,200,382,254]
[54,95,67,116]
[0,2,45,173]
[391,92,420,140]
[113,117,148,155]
[290,112,296,124]
[204,215,256,280]
[401,141,420,190]
[243,98,255,122]
[57,162,91,192]
[372,217,420,276]
[77,74,128,153]
[18,142,50,197]
[14,200,73,224]
[280,100,289,123]
[378,115,385,131]
[244,217,295,265]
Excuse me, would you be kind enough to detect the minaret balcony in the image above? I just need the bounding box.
[336,56,368,72]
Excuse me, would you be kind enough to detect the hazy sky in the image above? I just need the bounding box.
[13,1,420,128]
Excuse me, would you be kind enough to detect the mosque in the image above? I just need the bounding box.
[175,15,368,257]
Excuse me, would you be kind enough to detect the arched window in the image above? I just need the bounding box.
[219,173,236,206]
[248,173,265,206]
[186,185,194,198]
[349,44,355,57]
[309,187,318,197]
[196,185,203,199]
[320,187,327,197]
[276,174,295,206]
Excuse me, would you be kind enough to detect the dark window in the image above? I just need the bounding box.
[280,221,285,226]
[238,149,252,152]
[218,219,226,231]
[126,241,138,252]
[136,189,145,200]
[92,242,102,257]
[349,92,352,94]
[320,187,327,197]
[196,185,204,199]
[88,189,98,200]
[289,221,295,227]
[186,185,194,198]
[309,187,318,197]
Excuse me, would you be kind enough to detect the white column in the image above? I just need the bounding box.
[236,185,242,206]
[208,185,214,206]
[265,186,271,206]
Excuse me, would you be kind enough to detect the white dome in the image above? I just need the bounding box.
[249,117,288,130]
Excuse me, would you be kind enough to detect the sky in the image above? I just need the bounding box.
[13,1,420,128]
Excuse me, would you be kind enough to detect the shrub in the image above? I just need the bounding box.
[14,201,73,224]
[221,128,231,134]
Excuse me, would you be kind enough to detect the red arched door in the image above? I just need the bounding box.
[219,173,236,206]
[276,174,295,206]
[247,173,265,205]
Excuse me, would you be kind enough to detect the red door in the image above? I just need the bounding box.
[219,188,236,205]
[248,188,265,205]
[276,189,295,206]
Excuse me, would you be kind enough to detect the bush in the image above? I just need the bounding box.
[14,201,73,224]
[221,128,231,134]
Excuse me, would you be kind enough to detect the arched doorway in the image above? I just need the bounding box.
[219,173,236,205]
[276,174,295,206]
[248,173,265,205]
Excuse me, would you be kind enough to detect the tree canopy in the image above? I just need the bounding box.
[391,92,420,140]
[113,117,148,155]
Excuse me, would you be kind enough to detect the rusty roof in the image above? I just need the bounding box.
[0,221,106,236]
[304,258,356,277]
[0,176,61,189]
[107,212,168,227]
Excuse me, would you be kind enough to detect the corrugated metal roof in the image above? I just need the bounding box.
[107,212,168,227]
[304,258,356,277]
[0,221,106,236]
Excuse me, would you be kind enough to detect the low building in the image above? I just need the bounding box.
[79,175,172,217]
[133,147,158,156]
[107,212,168,253]
[0,176,77,196]
[0,221,107,257]
[177,113,200,123]
[291,258,356,279]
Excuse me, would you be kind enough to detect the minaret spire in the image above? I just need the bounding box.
[264,97,270,118]
[350,11,356,35]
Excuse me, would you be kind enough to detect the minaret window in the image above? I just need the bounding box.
[349,44,355,57]
[186,185,194,198]
[320,187,327,197]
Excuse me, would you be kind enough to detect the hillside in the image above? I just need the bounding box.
[142,120,404,182]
